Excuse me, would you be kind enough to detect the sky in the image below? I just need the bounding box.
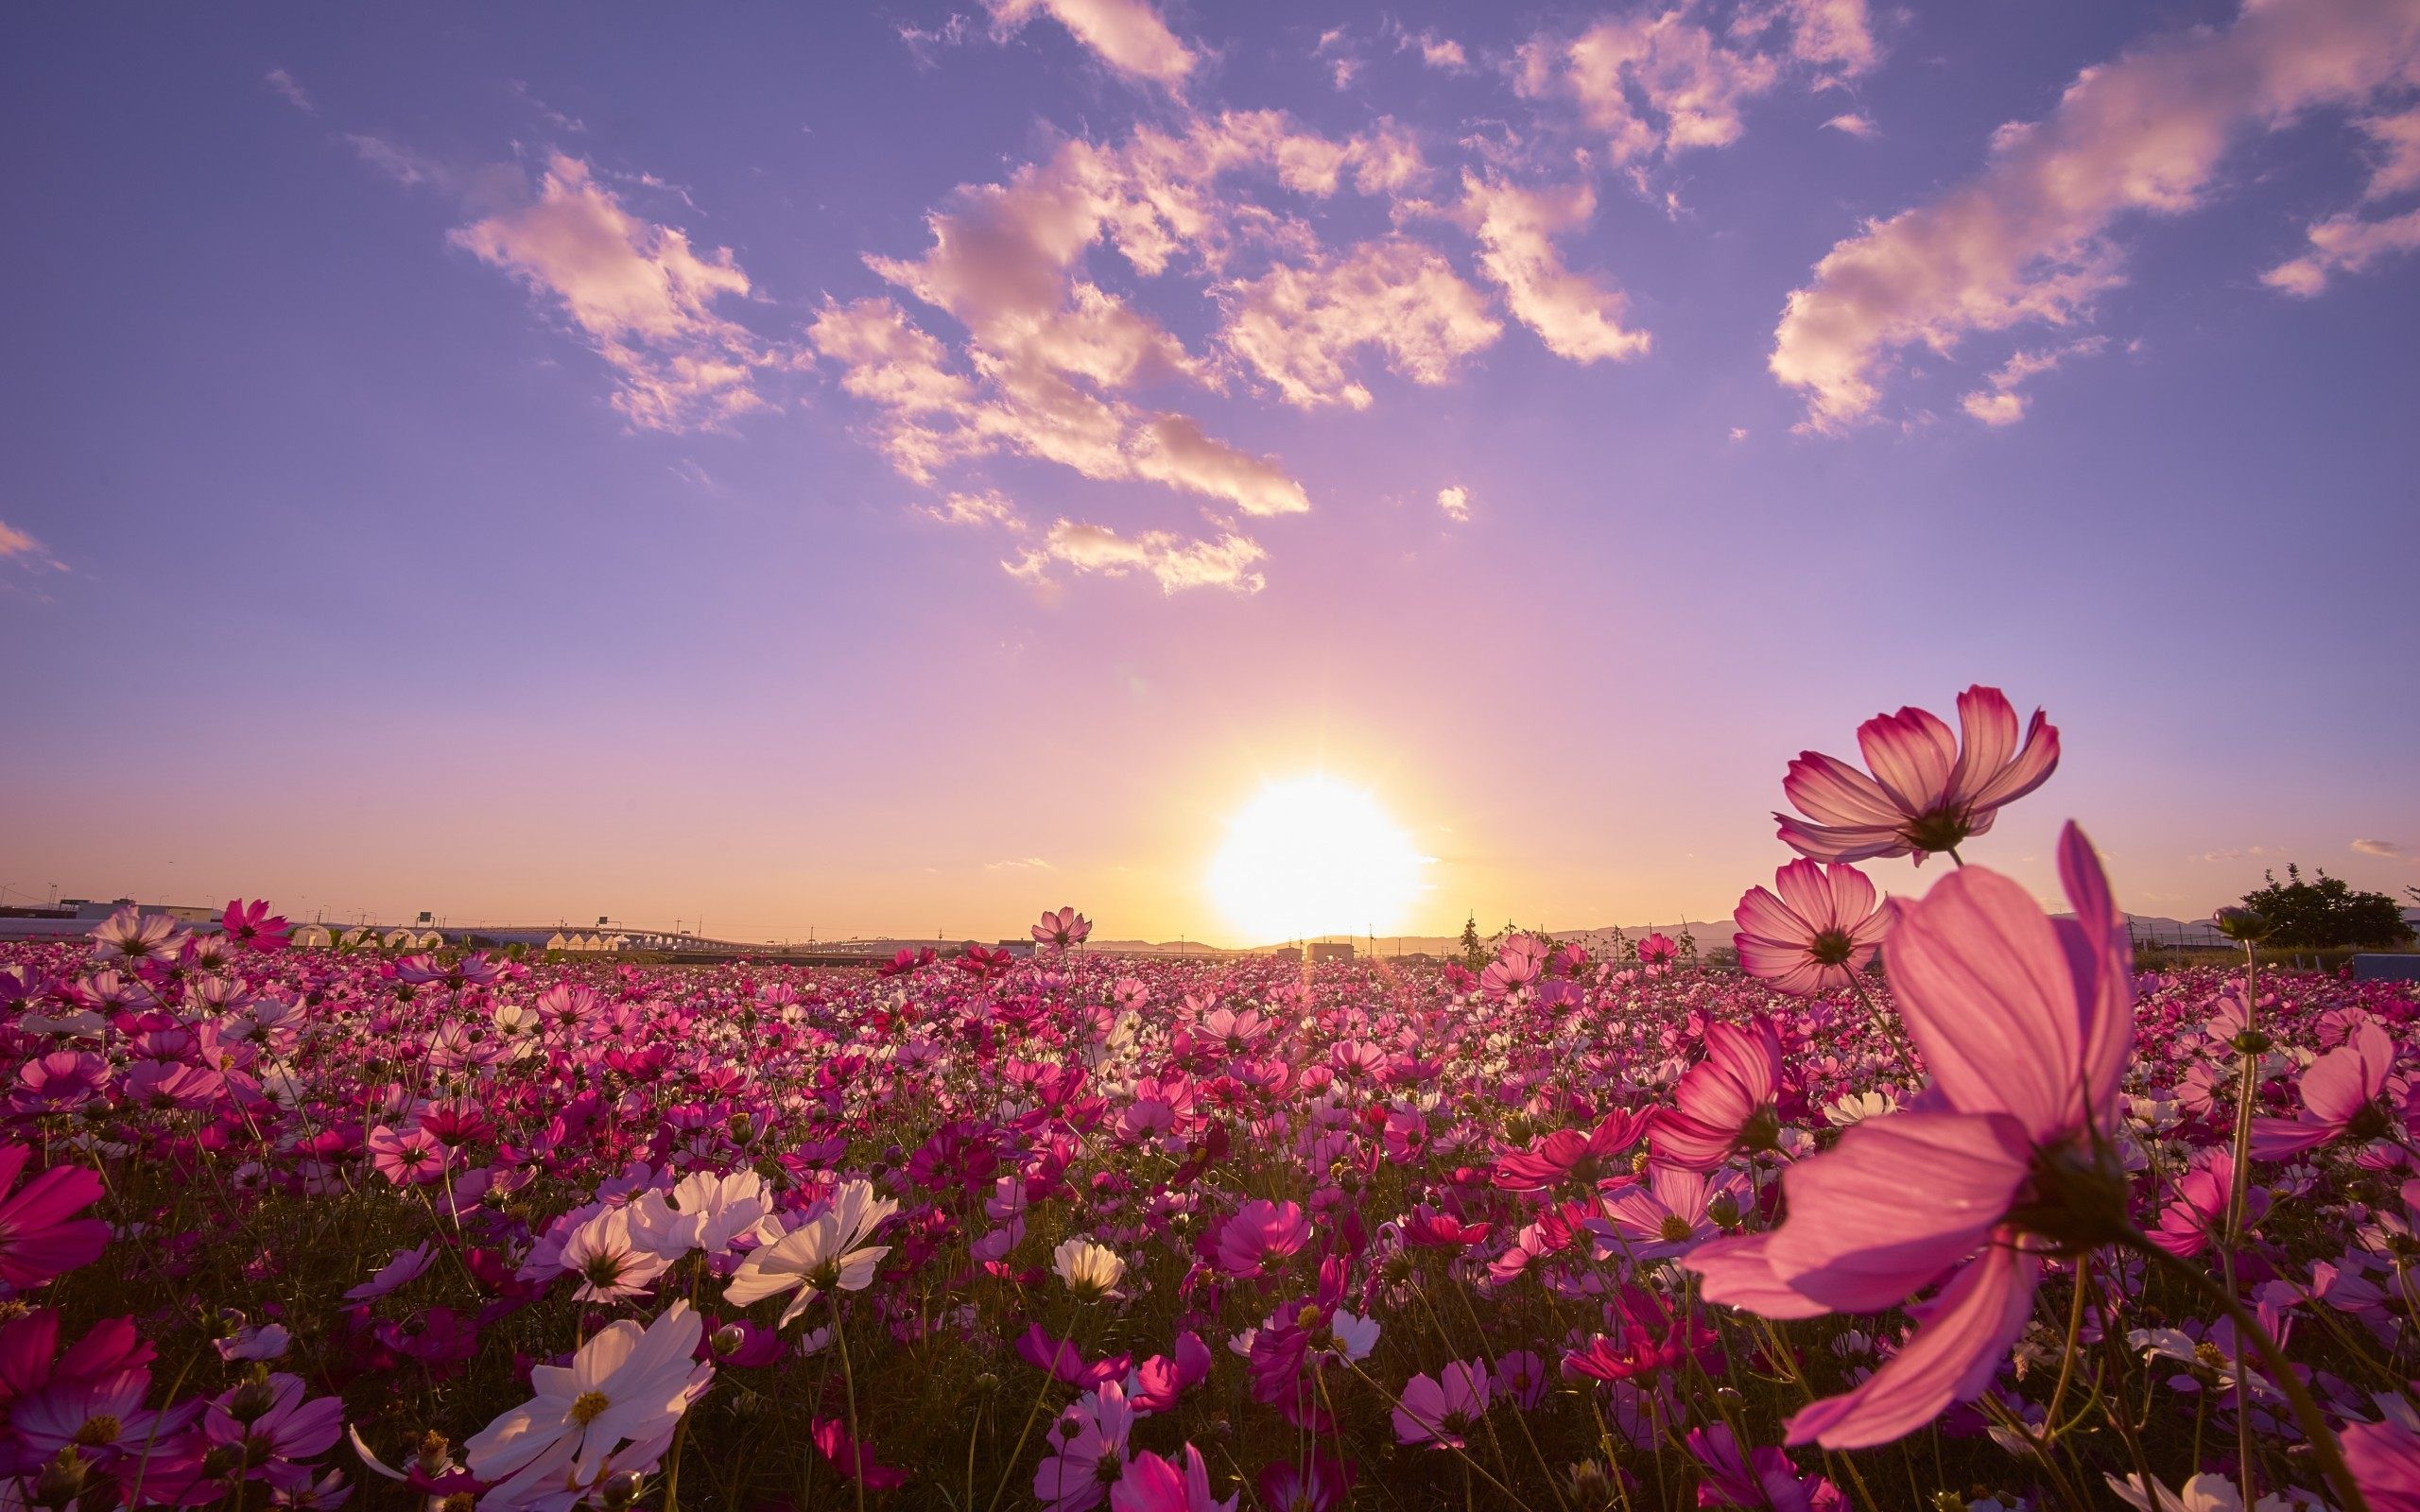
[3,0,2418,946]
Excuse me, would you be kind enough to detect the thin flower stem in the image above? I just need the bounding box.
[2131,1238,2372,1512]
[831,1293,868,1512]
[1341,1359,1543,1512]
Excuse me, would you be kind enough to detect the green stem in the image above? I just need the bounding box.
[2132,1239,2371,1512]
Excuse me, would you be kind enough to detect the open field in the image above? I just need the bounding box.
[8,904,2420,1511]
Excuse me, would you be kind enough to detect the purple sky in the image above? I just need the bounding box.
[4,0,2417,944]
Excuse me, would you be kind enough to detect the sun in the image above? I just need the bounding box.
[1207,774,1428,943]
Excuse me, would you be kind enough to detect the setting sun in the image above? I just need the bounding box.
[1206,774,1429,943]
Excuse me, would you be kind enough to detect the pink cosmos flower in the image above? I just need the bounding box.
[1391,1359,1491,1448]
[221,899,292,952]
[1688,822,2133,1449]
[2342,1404,2420,1512]
[2252,1020,2403,1160]
[1685,1424,1846,1512]
[0,1143,109,1288]
[366,1125,446,1186]
[1034,907,1093,949]
[1733,861,1893,996]
[1492,1109,1654,1194]
[89,907,189,966]
[2149,1151,2266,1259]
[1775,685,2059,866]
[341,1243,435,1303]
[1594,1164,1737,1260]
[1636,933,1679,971]
[1256,1455,1353,1512]
[201,1373,346,1485]
[1111,1445,1236,1512]
[811,1416,908,1491]
[1034,1382,1132,1512]
[1652,1018,1785,1171]
[1480,936,1548,998]
[1215,1199,1310,1278]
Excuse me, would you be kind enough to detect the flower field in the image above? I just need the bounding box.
[9,688,2420,1511]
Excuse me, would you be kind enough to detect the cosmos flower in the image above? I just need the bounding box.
[723,1180,894,1326]
[1053,1236,1127,1298]
[463,1301,711,1509]
[1215,1199,1310,1277]
[561,1208,677,1303]
[2251,1020,2403,1160]
[89,907,189,966]
[1034,907,1093,948]
[1034,1382,1132,1512]
[0,1143,109,1288]
[221,899,292,952]
[1775,685,2059,866]
[1111,1444,1236,1512]
[1392,1359,1492,1448]
[1687,822,2133,1449]
[1732,860,1893,996]
[1651,1018,1785,1171]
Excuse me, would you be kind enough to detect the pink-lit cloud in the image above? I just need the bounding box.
[1437,484,1472,521]
[1220,237,1501,408]
[0,520,66,573]
[264,67,316,114]
[984,0,1198,87]
[1006,519,1268,593]
[1958,335,2106,427]
[1771,0,2420,431]
[406,153,791,433]
[1460,174,1651,363]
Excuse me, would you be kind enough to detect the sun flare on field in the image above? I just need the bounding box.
[1207,774,1428,943]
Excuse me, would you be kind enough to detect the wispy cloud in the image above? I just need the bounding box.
[1771,0,2420,431]
[983,0,1197,87]
[2353,837,2405,858]
[264,67,315,114]
[985,856,1055,870]
[0,520,67,574]
[1959,335,2107,426]
[1006,520,1267,594]
[1437,485,1472,522]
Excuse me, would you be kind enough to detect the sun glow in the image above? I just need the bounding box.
[1207,774,1428,943]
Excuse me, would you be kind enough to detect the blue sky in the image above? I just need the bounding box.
[3,0,2416,942]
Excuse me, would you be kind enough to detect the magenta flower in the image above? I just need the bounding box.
[1256,1454,1353,1512]
[1034,1382,1132,1512]
[202,1373,346,1483]
[2149,1151,2265,1259]
[366,1125,446,1186]
[1492,1109,1654,1194]
[221,899,292,952]
[1685,1423,1844,1512]
[1111,1444,1236,1512]
[0,1143,109,1288]
[340,1243,435,1302]
[1732,860,1892,996]
[1636,932,1678,971]
[1652,1018,1785,1171]
[1775,685,2059,865]
[1391,1359,1491,1448]
[2252,1019,2404,1160]
[2342,1407,2420,1512]
[1033,906,1093,948]
[1687,822,2133,1449]
[1215,1199,1310,1278]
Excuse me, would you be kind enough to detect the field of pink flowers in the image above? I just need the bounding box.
[9,686,2420,1512]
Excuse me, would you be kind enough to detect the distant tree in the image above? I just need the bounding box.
[2238,866,2416,949]
[1676,921,1699,966]
[1458,914,1488,971]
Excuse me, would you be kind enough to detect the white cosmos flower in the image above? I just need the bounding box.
[629,1170,769,1261]
[724,1187,893,1327]
[1051,1237,1126,1298]
[464,1300,711,1510]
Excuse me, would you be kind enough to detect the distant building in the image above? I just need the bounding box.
[1306,941,1355,963]
[1265,946,1303,963]
[995,939,1039,958]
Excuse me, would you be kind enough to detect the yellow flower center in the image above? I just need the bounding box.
[568,1391,612,1427]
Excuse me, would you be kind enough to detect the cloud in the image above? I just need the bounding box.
[808,298,1308,517]
[1728,425,1749,441]
[2353,838,2405,857]
[1220,237,1502,408]
[1823,112,1876,137]
[1957,335,2106,426]
[264,68,315,114]
[985,0,1197,86]
[1746,0,1878,77]
[1771,0,2420,432]
[1515,10,1781,164]
[1460,174,1651,362]
[1409,31,1469,72]
[1437,485,1471,521]
[2195,845,2287,863]
[920,490,1028,529]
[985,856,1056,870]
[448,155,785,432]
[0,520,66,573]
[2264,206,2420,296]
[1314,28,1361,91]
[1006,520,1268,593]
